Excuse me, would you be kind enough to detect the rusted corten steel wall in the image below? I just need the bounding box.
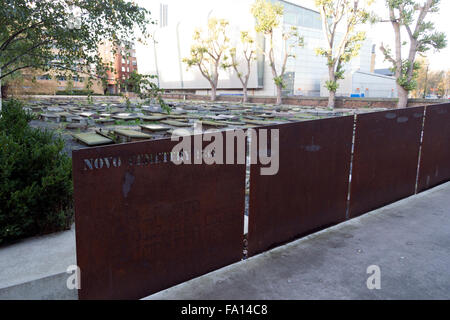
[417,103,450,192]
[247,117,354,257]
[73,134,246,299]
[349,107,425,219]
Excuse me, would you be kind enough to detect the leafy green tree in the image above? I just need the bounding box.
[315,0,373,109]
[251,0,304,105]
[380,0,447,108]
[226,31,257,103]
[183,18,231,101]
[0,0,153,111]
[122,70,170,113]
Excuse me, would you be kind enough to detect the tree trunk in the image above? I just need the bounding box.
[276,84,282,105]
[328,90,336,109]
[242,86,248,103]
[0,67,2,114]
[397,85,408,108]
[327,67,336,109]
[210,86,217,101]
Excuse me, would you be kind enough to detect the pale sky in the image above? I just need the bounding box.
[136,0,450,72]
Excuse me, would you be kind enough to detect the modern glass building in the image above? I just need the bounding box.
[137,0,397,98]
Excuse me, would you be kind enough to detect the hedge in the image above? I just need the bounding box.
[0,99,73,244]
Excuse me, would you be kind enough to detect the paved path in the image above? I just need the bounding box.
[0,226,76,299]
[146,182,450,300]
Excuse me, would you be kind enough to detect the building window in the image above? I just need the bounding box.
[160,3,168,27]
[37,74,51,80]
[72,76,84,82]
[122,67,125,72]
[280,1,322,30]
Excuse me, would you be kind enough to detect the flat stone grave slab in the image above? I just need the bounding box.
[40,113,60,122]
[47,106,64,112]
[160,120,192,127]
[30,106,44,112]
[139,115,167,121]
[95,118,115,124]
[167,128,195,136]
[218,120,247,126]
[114,129,152,142]
[148,112,168,117]
[171,110,187,115]
[167,115,189,121]
[216,114,240,121]
[198,120,228,128]
[112,114,139,121]
[260,113,275,118]
[66,116,85,123]
[140,124,171,133]
[243,119,271,126]
[108,107,125,114]
[185,114,203,119]
[72,132,114,146]
[79,112,99,119]
[55,112,74,121]
[244,116,265,121]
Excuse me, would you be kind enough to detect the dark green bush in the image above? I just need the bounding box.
[0,99,73,244]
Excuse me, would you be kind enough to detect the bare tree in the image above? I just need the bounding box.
[315,0,372,109]
[380,0,447,108]
[251,0,304,105]
[227,31,257,103]
[183,18,230,101]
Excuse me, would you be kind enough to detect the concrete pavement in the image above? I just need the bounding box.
[0,225,77,299]
[145,182,450,300]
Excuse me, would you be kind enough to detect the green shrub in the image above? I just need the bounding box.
[0,99,73,244]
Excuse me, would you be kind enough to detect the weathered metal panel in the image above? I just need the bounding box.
[349,107,424,219]
[73,134,246,299]
[248,116,354,256]
[418,103,450,192]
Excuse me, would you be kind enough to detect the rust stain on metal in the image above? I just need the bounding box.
[349,107,424,219]
[247,116,354,257]
[73,134,246,299]
[417,103,450,192]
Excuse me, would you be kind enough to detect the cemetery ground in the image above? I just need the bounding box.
[22,96,387,155]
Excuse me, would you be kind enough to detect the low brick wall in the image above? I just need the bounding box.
[163,93,446,109]
[13,94,448,109]
[18,94,129,104]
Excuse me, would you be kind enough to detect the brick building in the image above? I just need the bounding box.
[99,41,138,94]
[5,41,138,96]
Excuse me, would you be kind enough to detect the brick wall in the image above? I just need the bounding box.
[163,93,446,109]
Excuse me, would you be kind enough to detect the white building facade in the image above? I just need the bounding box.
[137,0,397,98]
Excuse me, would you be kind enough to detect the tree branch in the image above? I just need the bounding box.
[0,21,44,52]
